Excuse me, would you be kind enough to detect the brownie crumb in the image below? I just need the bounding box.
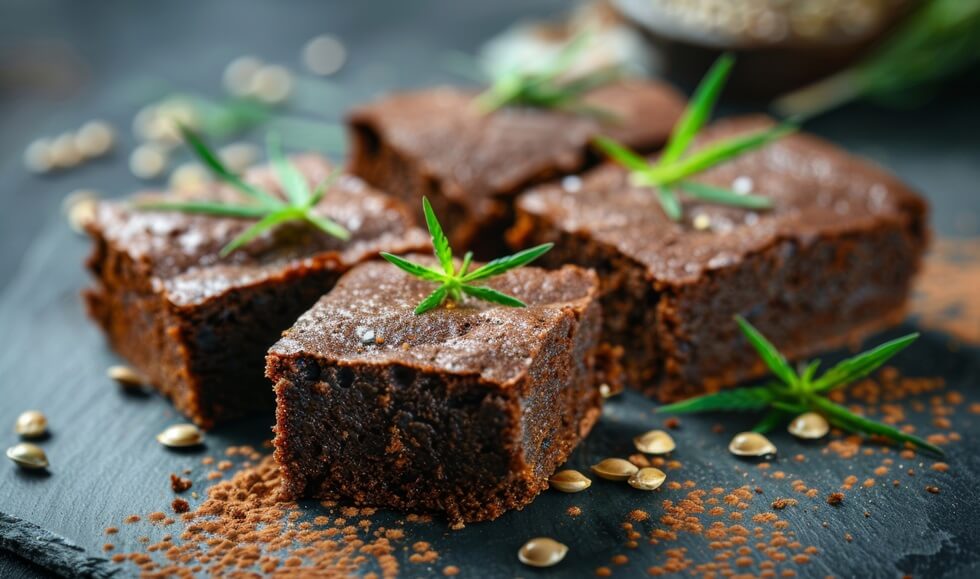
[171,498,190,514]
[169,473,192,493]
[827,493,845,505]
[664,417,680,430]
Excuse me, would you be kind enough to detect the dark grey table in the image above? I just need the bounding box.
[1,1,978,578]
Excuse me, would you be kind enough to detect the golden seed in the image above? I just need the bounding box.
[249,64,293,104]
[633,429,676,455]
[129,144,168,179]
[156,424,204,448]
[14,411,47,438]
[49,132,82,169]
[74,120,115,158]
[788,412,830,440]
[303,35,347,76]
[63,190,100,234]
[548,469,592,493]
[628,467,667,491]
[223,55,264,97]
[218,142,260,173]
[6,443,48,470]
[517,537,568,568]
[693,213,712,230]
[23,138,54,173]
[729,432,777,457]
[107,365,146,387]
[590,458,638,481]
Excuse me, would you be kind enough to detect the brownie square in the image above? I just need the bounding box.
[347,80,685,255]
[267,260,608,526]
[84,155,429,428]
[510,115,929,400]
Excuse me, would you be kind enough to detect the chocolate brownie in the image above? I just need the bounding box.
[84,155,429,428]
[347,80,686,255]
[268,260,610,525]
[509,115,928,400]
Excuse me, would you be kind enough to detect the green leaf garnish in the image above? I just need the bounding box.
[381,197,553,314]
[135,127,349,256]
[593,54,795,221]
[474,32,620,119]
[658,316,941,455]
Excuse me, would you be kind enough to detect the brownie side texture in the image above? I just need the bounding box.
[267,261,607,526]
[84,156,429,428]
[509,115,929,399]
[347,81,686,255]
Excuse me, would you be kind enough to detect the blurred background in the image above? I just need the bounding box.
[1,0,978,292]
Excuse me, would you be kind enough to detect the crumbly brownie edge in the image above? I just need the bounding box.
[510,195,928,399]
[268,286,606,524]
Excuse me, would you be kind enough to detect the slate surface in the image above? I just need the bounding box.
[1,1,979,578]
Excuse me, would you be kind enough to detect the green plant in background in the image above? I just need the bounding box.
[658,316,942,455]
[775,0,980,117]
[594,54,795,221]
[381,198,553,314]
[473,32,621,117]
[137,127,348,256]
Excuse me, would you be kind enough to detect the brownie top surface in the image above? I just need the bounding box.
[349,80,685,201]
[268,259,599,385]
[91,155,429,306]
[517,115,928,286]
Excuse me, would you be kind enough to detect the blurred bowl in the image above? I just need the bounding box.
[611,0,920,100]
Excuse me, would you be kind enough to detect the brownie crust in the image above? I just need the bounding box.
[510,115,929,399]
[84,156,429,428]
[268,261,609,525]
[347,80,685,255]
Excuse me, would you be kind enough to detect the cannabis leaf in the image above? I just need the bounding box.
[594,54,795,221]
[380,197,552,314]
[137,127,348,256]
[474,32,620,118]
[657,316,942,455]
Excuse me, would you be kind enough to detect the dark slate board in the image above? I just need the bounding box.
[1,1,979,578]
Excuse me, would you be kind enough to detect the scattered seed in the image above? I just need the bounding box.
[49,132,83,169]
[14,411,47,438]
[591,458,638,481]
[599,382,622,398]
[6,443,49,470]
[787,412,829,439]
[169,163,211,193]
[303,34,347,76]
[692,213,712,230]
[129,144,168,179]
[549,469,592,493]
[250,64,293,104]
[108,365,145,388]
[728,432,777,457]
[628,467,667,491]
[63,190,100,234]
[74,120,115,158]
[633,429,676,455]
[926,486,940,494]
[223,56,264,97]
[23,138,54,173]
[218,142,260,173]
[517,537,568,568]
[156,424,204,448]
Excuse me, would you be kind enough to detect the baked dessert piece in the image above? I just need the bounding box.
[268,260,608,526]
[84,155,429,428]
[509,115,929,400]
[347,80,686,255]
